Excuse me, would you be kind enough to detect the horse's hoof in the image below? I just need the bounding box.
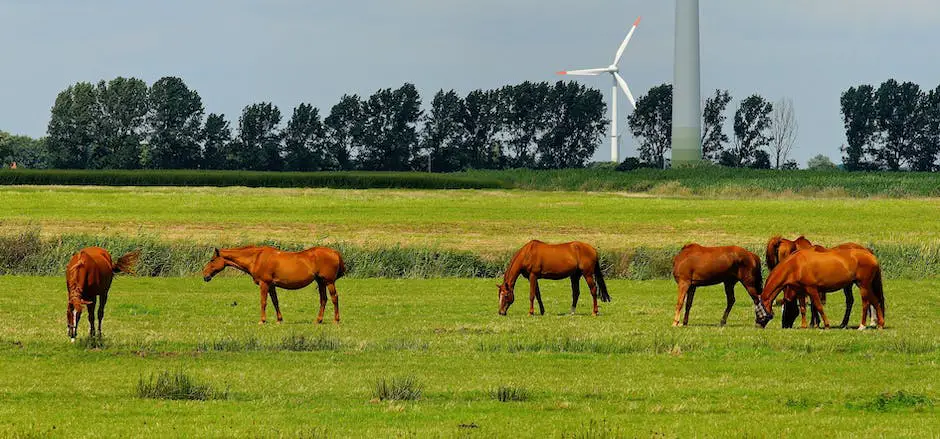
[857,325,866,331]
[258,321,266,325]
[70,338,75,343]
[276,320,282,325]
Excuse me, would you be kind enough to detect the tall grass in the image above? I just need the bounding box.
[0,169,506,189]
[2,229,939,279]
[136,370,228,400]
[372,375,422,401]
[460,166,940,197]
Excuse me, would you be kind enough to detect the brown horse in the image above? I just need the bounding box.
[756,247,885,329]
[497,240,609,316]
[672,244,763,326]
[66,247,139,341]
[202,246,346,324]
[766,236,870,328]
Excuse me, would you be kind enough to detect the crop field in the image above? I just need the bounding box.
[0,276,937,437]
[1,184,938,437]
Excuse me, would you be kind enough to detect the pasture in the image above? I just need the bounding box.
[0,276,937,437]
[1,185,938,437]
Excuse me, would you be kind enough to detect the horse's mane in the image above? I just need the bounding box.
[765,236,784,270]
[680,243,698,251]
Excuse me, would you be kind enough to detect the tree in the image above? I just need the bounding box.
[232,103,282,170]
[201,113,232,169]
[807,154,837,170]
[701,89,731,162]
[0,133,49,169]
[627,83,672,168]
[357,84,422,171]
[728,95,773,167]
[537,81,608,169]
[46,82,102,168]
[840,85,878,171]
[873,79,923,170]
[912,85,940,171]
[282,103,326,171]
[769,97,798,169]
[502,82,550,168]
[461,89,504,169]
[750,149,771,169]
[94,77,149,168]
[419,90,467,172]
[323,95,364,171]
[146,77,204,169]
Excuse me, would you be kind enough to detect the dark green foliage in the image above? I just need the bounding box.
[419,90,468,172]
[46,82,103,169]
[807,154,838,170]
[729,94,774,168]
[95,77,149,169]
[0,169,504,189]
[490,385,529,402]
[628,83,672,168]
[358,84,422,171]
[702,89,732,162]
[373,375,422,401]
[283,103,327,171]
[137,370,228,400]
[323,94,364,171]
[146,77,205,169]
[840,84,879,170]
[849,391,933,412]
[232,102,283,170]
[537,82,609,168]
[0,132,49,169]
[201,113,232,169]
[461,89,504,169]
[277,334,342,351]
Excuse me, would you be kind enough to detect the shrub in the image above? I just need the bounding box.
[490,385,529,402]
[136,370,228,400]
[372,375,422,401]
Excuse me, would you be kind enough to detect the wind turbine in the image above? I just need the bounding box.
[558,17,641,163]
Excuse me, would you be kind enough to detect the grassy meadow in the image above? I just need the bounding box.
[2,185,939,253]
[0,276,937,437]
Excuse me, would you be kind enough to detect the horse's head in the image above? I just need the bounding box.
[497,281,514,315]
[66,297,92,341]
[202,248,226,282]
[754,299,774,328]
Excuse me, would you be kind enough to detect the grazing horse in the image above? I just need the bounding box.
[672,244,763,326]
[766,236,870,328]
[202,246,346,324]
[66,247,139,341]
[755,247,885,329]
[497,240,610,316]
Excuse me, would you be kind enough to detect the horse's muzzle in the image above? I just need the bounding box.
[203,275,212,282]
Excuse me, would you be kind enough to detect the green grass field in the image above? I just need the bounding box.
[2,186,939,253]
[0,276,936,437]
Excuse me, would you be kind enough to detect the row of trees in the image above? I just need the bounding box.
[626,84,799,169]
[840,79,940,171]
[21,77,610,171]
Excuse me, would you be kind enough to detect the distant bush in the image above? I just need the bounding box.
[807,154,839,171]
[373,375,422,401]
[0,169,506,189]
[491,385,530,402]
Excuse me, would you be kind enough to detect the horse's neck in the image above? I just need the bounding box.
[222,248,263,274]
[504,249,527,289]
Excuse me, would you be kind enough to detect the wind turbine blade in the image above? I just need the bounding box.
[614,72,636,109]
[557,68,609,76]
[613,16,641,65]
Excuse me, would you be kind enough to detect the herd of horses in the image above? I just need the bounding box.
[62,235,886,341]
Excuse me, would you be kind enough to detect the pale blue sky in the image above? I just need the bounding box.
[2,0,938,165]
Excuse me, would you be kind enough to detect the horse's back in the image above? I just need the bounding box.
[522,240,597,277]
[673,244,757,283]
[67,247,115,296]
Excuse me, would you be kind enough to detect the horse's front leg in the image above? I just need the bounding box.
[534,275,545,316]
[268,285,283,323]
[86,298,97,337]
[569,275,581,315]
[258,282,270,324]
[528,274,538,316]
[806,288,830,329]
[720,281,735,326]
[798,294,808,328]
[840,287,854,329]
[97,294,108,337]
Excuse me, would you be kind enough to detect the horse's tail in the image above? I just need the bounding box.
[336,252,347,280]
[765,236,783,270]
[593,259,611,302]
[872,265,885,319]
[113,250,140,275]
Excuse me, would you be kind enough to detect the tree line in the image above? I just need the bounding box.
[2,77,608,171]
[625,84,799,170]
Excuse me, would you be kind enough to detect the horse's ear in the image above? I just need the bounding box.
[214,248,220,257]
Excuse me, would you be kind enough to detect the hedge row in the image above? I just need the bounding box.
[0,169,507,189]
[1,231,937,280]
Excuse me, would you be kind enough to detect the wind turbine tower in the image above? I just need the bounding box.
[671,0,702,165]
[558,17,642,163]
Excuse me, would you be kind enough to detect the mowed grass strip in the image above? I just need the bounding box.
[1,186,939,252]
[0,276,936,437]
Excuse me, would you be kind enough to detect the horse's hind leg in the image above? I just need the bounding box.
[327,282,340,323]
[86,298,97,337]
[569,276,581,315]
[97,294,108,337]
[857,282,883,329]
[258,283,270,324]
[806,287,830,329]
[534,278,545,316]
[839,287,854,329]
[316,281,328,324]
[584,273,600,316]
[268,286,283,323]
[720,281,735,326]
[682,286,697,326]
[673,280,691,326]
[798,294,809,328]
